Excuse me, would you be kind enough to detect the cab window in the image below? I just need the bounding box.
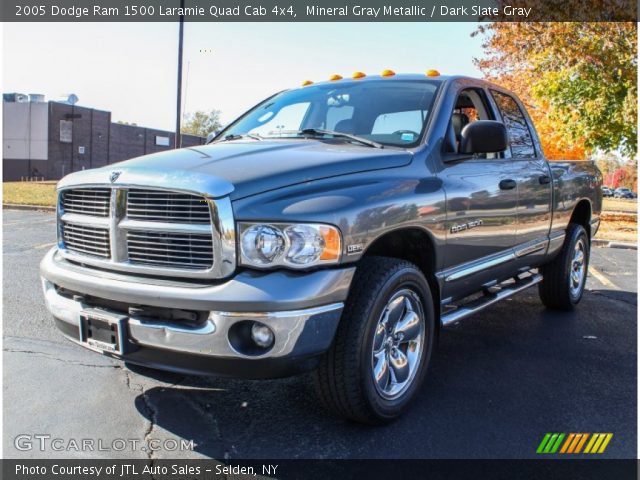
[490,90,536,158]
[445,88,495,157]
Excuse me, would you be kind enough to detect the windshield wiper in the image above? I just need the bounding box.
[299,128,383,149]
[219,133,263,142]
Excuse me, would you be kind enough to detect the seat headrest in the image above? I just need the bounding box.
[334,119,355,134]
[451,113,470,141]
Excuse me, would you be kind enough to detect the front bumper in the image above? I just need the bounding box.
[40,248,354,378]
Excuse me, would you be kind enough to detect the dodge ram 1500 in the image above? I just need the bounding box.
[41,72,602,423]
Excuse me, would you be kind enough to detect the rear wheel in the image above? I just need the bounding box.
[312,257,435,424]
[538,223,589,310]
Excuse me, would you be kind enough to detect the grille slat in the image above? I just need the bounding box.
[127,250,213,260]
[62,223,110,258]
[61,189,110,217]
[126,231,214,270]
[127,235,212,243]
[126,189,211,224]
[128,242,213,251]
[63,234,110,246]
[127,208,209,214]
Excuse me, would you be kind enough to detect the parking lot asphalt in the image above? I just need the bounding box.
[3,209,636,459]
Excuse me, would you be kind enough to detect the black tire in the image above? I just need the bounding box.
[538,223,590,310]
[312,256,435,424]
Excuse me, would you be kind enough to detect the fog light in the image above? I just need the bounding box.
[251,323,274,348]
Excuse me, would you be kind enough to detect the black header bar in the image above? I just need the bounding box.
[2,459,638,480]
[1,0,637,22]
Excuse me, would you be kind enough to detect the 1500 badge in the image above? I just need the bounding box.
[450,219,483,234]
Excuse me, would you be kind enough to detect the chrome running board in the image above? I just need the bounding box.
[441,272,543,327]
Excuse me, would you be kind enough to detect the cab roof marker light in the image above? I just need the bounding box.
[352,71,366,79]
[426,69,441,77]
[301,80,314,86]
[329,74,343,81]
[381,69,396,77]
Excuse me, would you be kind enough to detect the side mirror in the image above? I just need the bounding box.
[459,120,508,155]
[206,131,220,144]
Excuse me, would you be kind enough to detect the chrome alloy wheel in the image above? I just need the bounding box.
[570,239,587,297]
[371,289,426,400]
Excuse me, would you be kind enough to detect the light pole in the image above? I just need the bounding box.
[175,0,185,149]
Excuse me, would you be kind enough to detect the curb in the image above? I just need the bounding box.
[3,204,56,212]
[592,239,637,250]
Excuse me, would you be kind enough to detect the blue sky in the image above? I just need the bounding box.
[3,22,484,130]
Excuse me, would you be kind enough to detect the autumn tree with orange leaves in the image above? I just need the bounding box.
[473,23,637,160]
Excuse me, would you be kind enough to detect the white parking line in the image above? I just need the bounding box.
[589,266,620,290]
[3,218,55,227]
[33,242,57,250]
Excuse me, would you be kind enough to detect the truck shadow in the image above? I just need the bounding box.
[131,369,373,459]
[131,288,637,459]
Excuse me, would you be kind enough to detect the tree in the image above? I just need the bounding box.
[181,110,223,138]
[473,23,637,158]
[595,152,622,185]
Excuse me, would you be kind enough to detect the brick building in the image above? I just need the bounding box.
[2,94,205,181]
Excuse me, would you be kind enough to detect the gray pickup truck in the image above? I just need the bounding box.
[41,73,602,423]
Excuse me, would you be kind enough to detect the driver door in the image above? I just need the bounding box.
[439,87,521,300]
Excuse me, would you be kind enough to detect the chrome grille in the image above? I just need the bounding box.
[57,185,235,279]
[126,189,211,223]
[61,188,110,217]
[62,223,110,258]
[127,231,214,269]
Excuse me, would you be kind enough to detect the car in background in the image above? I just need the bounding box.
[614,187,635,199]
[602,186,613,197]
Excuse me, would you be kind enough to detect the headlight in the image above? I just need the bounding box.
[239,222,341,269]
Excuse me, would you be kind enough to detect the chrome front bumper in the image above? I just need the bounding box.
[40,248,354,376]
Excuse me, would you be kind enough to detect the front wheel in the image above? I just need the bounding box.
[538,223,590,310]
[312,257,435,424]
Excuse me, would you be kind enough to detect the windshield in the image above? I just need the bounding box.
[218,79,440,148]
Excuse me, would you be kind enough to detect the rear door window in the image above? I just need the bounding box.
[490,91,536,158]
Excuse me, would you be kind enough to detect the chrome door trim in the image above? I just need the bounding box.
[549,229,566,241]
[515,239,549,258]
[443,251,516,283]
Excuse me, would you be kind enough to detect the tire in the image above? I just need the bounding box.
[312,256,435,424]
[538,223,590,310]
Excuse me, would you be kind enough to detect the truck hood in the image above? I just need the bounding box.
[57,140,413,199]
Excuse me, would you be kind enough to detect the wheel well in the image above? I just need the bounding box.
[570,200,592,237]
[362,228,441,324]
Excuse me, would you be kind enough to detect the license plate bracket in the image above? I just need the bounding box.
[79,310,127,355]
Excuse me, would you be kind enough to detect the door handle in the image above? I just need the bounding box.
[499,179,517,190]
[539,175,551,184]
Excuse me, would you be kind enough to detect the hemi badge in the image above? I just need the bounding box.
[347,243,364,255]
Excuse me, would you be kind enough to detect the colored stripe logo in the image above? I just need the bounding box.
[537,433,613,454]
